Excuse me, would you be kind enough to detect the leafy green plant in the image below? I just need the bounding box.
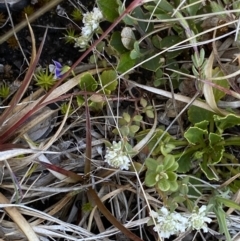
[71,9,82,21]
[112,112,142,138]
[34,68,55,90]
[144,155,179,192]
[0,83,10,99]
[64,28,78,44]
[76,70,118,110]
[140,98,154,118]
[60,102,74,115]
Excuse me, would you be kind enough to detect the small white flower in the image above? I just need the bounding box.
[92,7,103,21]
[74,7,103,50]
[152,206,188,238]
[82,8,103,33]
[104,141,130,170]
[188,205,212,233]
[149,210,159,219]
[81,25,92,37]
[74,35,90,49]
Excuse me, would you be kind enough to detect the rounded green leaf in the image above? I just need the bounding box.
[145,171,157,187]
[157,179,170,192]
[184,126,207,145]
[145,158,159,170]
[140,98,147,108]
[167,172,178,182]
[169,181,179,192]
[76,96,84,106]
[167,162,179,172]
[100,70,118,91]
[120,126,129,137]
[79,73,98,91]
[123,112,131,123]
[117,52,136,73]
[110,31,127,54]
[129,125,140,134]
[146,110,154,118]
[163,155,175,170]
[97,0,119,22]
[133,115,143,122]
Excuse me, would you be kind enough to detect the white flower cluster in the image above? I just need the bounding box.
[150,205,212,238]
[74,7,103,50]
[104,141,131,170]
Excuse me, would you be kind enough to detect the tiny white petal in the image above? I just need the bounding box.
[49,64,55,73]
[199,205,207,213]
[150,210,159,218]
[160,206,169,216]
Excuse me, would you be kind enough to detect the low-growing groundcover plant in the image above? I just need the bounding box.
[1,0,240,241]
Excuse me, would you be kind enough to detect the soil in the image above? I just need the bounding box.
[0,0,92,82]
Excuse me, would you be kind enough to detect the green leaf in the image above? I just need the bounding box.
[160,143,175,156]
[100,70,118,91]
[119,126,129,137]
[157,179,170,191]
[214,114,240,134]
[135,128,172,156]
[123,112,131,123]
[141,53,164,71]
[216,196,240,211]
[177,152,194,173]
[158,35,183,59]
[208,145,224,165]
[76,96,84,106]
[167,171,178,182]
[163,155,175,170]
[209,132,223,147]
[210,2,226,19]
[146,109,154,118]
[133,115,143,122]
[186,0,201,15]
[195,120,209,130]
[130,41,142,59]
[188,105,214,124]
[140,98,147,108]
[148,0,174,12]
[110,31,127,54]
[131,7,154,32]
[117,52,136,73]
[214,206,232,241]
[212,67,230,102]
[79,73,98,91]
[184,126,207,145]
[145,158,159,170]
[200,155,219,180]
[169,181,179,192]
[167,162,179,172]
[145,171,157,186]
[129,125,140,134]
[97,0,119,22]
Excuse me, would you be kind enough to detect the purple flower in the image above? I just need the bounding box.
[49,60,63,79]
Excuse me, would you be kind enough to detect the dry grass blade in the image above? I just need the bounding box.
[203,52,225,115]
[0,28,48,144]
[0,148,44,161]
[0,193,39,241]
[128,79,230,116]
